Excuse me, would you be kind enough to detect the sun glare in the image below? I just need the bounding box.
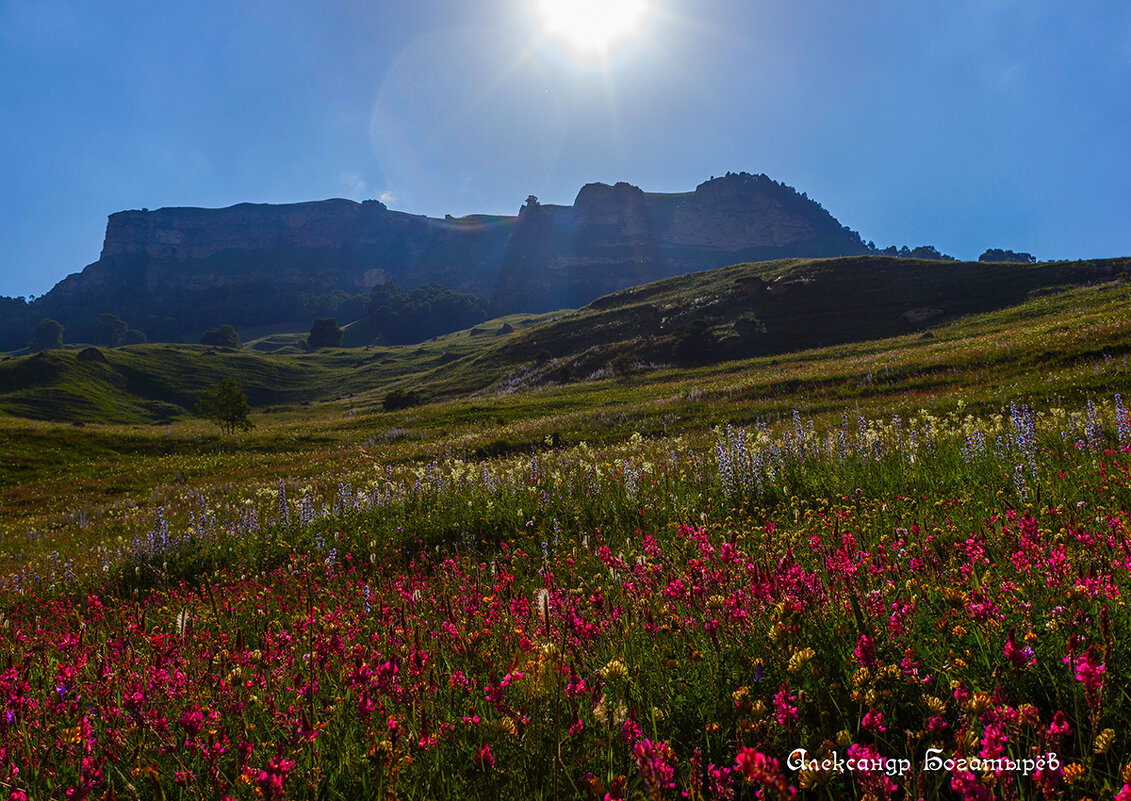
[536,0,648,56]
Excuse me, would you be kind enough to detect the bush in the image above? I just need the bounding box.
[29,318,64,351]
[95,313,128,346]
[308,318,342,349]
[672,315,719,366]
[979,248,1037,263]
[383,388,423,411]
[201,325,241,348]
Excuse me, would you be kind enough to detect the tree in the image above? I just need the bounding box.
[979,248,1036,263]
[672,314,719,366]
[201,324,241,348]
[121,328,147,345]
[29,319,64,351]
[95,313,128,346]
[195,378,254,434]
[308,318,342,348]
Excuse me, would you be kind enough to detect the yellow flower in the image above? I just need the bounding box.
[788,647,816,673]
[1095,728,1115,755]
[1063,763,1084,784]
[600,658,629,680]
[921,695,947,716]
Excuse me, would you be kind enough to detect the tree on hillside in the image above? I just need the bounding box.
[672,314,719,366]
[195,378,254,434]
[29,319,64,351]
[121,328,147,345]
[308,318,342,348]
[361,281,489,345]
[979,248,1036,263]
[95,313,129,346]
[201,324,241,348]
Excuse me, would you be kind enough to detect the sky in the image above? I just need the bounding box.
[1,0,1129,299]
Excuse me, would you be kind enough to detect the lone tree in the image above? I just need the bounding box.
[195,378,254,434]
[308,318,342,348]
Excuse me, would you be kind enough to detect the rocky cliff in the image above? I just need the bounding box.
[27,172,870,344]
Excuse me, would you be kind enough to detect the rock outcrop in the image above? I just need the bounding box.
[29,172,871,344]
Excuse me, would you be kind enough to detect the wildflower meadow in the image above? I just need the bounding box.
[3,392,1131,799]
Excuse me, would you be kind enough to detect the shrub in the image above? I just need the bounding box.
[201,324,241,348]
[672,315,719,366]
[29,318,64,351]
[383,388,423,411]
[308,318,342,349]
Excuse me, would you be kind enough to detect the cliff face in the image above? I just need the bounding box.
[492,173,869,310]
[32,172,870,343]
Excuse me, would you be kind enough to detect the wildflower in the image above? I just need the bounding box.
[862,709,885,733]
[621,717,643,744]
[1048,710,1072,743]
[476,743,495,768]
[921,695,947,716]
[773,685,799,727]
[853,635,877,669]
[1004,628,1036,670]
[787,647,815,673]
[600,658,629,680]
[255,755,294,801]
[632,738,677,800]
[1096,728,1115,755]
[179,702,205,738]
[735,748,796,799]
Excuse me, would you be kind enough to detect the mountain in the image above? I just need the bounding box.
[9,172,870,348]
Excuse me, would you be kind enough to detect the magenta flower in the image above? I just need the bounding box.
[632,738,676,800]
[853,634,877,669]
[862,708,885,733]
[735,748,796,800]
[773,685,799,727]
[1004,628,1036,670]
[178,702,204,738]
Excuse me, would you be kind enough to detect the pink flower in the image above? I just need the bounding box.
[476,743,495,768]
[735,747,796,800]
[1004,628,1036,670]
[255,755,294,801]
[179,702,204,738]
[632,738,677,800]
[862,709,886,733]
[853,634,877,669]
[773,685,799,727]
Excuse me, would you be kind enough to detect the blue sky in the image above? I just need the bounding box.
[1,0,1128,299]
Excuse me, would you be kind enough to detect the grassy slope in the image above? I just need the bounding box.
[3,276,1131,536]
[2,256,1126,425]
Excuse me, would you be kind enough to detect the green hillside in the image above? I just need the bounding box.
[1,255,1127,427]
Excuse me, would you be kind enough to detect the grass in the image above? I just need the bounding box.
[2,258,1131,797]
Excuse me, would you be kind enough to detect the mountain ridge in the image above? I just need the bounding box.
[3,172,871,347]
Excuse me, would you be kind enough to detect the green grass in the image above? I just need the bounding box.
[4,259,1131,798]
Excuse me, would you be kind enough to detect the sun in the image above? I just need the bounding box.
[535,0,649,57]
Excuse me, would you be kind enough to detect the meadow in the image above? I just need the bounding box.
[3,278,1131,798]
